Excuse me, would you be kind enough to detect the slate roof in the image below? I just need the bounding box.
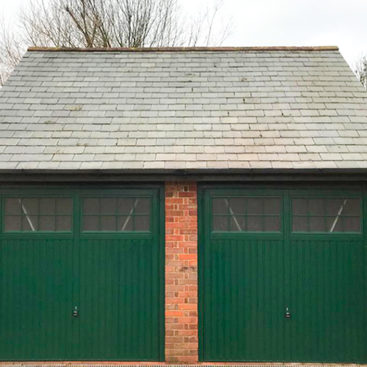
[1,46,367,170]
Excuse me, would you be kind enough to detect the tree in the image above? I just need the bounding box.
[0,0,231,85]
[355,55,367,89]
[0,19,25,85]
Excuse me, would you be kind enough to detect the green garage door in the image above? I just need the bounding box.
[0,186,164,361]
[199,187,367,363]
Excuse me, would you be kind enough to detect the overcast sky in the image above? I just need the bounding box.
[1,0,367,68]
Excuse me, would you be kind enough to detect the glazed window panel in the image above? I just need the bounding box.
[212,197,281,232]
[292,198,361,233]
[82,197,150,232]
[4,197,73,232]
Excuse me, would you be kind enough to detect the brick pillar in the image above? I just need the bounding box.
[165,182,198,364]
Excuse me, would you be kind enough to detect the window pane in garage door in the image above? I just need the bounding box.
[4,197,73,232]
[292,198,361,233]
[212,196,281,232]
[82,197,150,232]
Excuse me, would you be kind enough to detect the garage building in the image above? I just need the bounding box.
[0,46,366,364]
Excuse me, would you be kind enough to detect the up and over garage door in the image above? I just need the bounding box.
[199,187,367,363]
[0,186,164,361]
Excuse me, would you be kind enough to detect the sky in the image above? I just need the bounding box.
[1,0,367,68]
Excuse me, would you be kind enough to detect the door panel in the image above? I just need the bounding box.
[200,189,286,361]
[286,192,366,362]
[77,191,162,360]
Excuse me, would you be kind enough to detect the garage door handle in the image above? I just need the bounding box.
[285,307,291,319]
[72,306,79,318]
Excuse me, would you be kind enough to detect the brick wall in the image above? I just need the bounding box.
[165,182,198,364]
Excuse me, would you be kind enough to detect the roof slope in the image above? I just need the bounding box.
[0,47,367,170]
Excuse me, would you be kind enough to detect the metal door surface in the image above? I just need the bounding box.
[199,187,367,363]
[0,186,164,361]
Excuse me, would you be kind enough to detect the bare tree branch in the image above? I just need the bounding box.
[20,0,230,49]
[0,0,232,85]
[355,55,367,90]
[0,18,25,86]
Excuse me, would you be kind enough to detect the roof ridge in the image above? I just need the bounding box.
[27,46,339,53]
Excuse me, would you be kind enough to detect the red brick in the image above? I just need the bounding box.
[165,182,198,363]
[178,254,197,261]
[166,310,184,317]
